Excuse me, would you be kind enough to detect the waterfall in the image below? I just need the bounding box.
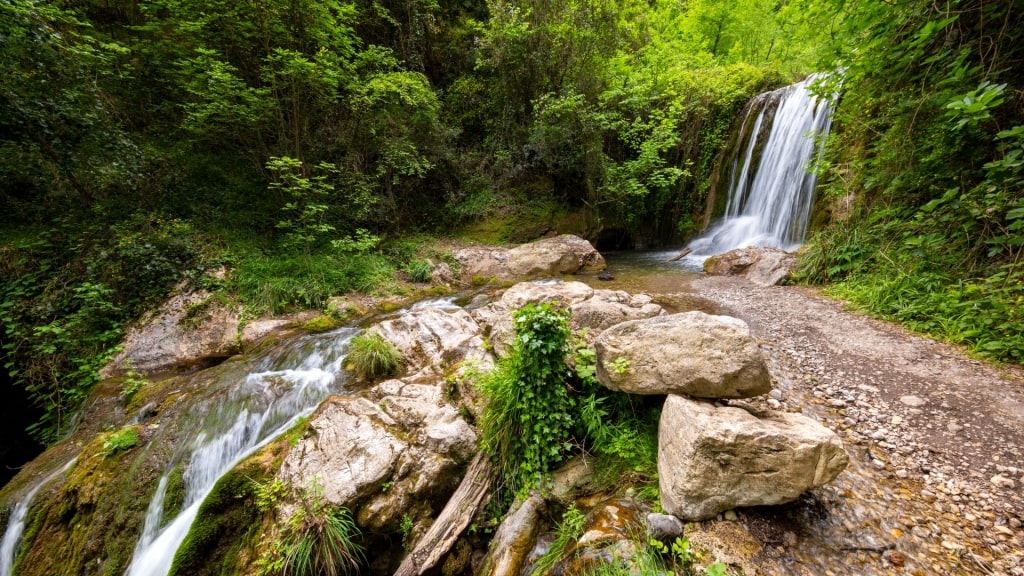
[0,458,77,576]
[124,327,357,576]
[688,75,834,257]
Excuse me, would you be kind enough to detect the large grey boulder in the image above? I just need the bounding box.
[570,290,665,338]
[278,380,476,531]
[703,247,797,287]
[593,312,770,398]
[659,395,849,520]
[453,235,605,284]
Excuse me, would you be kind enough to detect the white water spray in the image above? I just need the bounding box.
[688,75,834,257]
[0,458,77,576]
[124,328,356,576]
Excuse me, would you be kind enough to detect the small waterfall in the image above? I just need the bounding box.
[124,328,357,576]
[688,75,834,257]
[0,458,77,576]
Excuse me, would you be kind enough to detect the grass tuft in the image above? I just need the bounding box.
[346,331,403,380]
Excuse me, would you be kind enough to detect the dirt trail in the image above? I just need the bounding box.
[684,275,1024,575]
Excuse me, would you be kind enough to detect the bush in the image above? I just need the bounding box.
[346,331,402,380]
[404,259,434,283]
[479,303,574,496]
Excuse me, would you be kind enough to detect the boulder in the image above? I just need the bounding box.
[593,312,770,398]
[703,247,797,287]
[569,290,665,338]
[373,307,493,383]
[453,235,604,284]
[102,290,305,376]
[658,395,849,520]
[279,380,477,531]
[471,282,666,357]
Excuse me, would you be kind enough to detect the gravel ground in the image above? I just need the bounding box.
[684,275,1024,575]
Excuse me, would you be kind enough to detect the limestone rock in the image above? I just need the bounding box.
[703,247,797,286]
[102,290,301,376]
[570,289,665,337]
[594,312,770,398]
[373,308,493,382]
[472,282,666,357]
[452,235,604,284]
[658,395,849,520]
[480,493,546,576]
[279,381,477,531]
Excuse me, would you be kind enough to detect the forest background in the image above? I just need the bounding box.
[1,0,1021,468]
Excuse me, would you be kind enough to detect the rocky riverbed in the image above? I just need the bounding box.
[683,275,1024,575]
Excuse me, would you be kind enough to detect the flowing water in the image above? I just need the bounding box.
[0,458,76,576]
[124,327,358,576]
[686,75,834,259]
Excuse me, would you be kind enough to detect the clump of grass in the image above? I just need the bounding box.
[530,505,586,575]
[404,259,434,283]
[346,331,402,380]
[283,504,364,576]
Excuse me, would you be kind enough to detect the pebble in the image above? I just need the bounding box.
[900,395,927,407]
[769,389,784,401]
[991,475,1016,489]
[723,510,738,521]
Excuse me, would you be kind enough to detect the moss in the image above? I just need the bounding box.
[163,465,187,519]
[301,314,340,333]
[168,440,288,576]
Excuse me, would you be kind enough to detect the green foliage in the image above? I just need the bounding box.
[479,303,575,497]
[302,315,340,333]
[798,0,1024,365]
[404,259,435,283]
[530,504,586,576]
[119,369,149,405]
[400,513,415,551]
[100,428,138,457]
[1,217,204,443]
[346,331,403,380]
[282,502,364,576]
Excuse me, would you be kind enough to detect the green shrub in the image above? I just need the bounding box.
[346,331,402,380]
[479,303,574,496]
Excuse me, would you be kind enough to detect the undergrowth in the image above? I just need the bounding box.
[478,303,660,508]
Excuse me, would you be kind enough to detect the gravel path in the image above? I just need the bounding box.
[684,275,1024,575]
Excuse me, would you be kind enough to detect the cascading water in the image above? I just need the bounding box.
[0,459,76,576]
[124,327,358,576]
[688,75,834,257]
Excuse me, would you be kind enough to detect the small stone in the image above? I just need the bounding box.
[993,525,1015,537]
[883,549,907,567]
[1009,518,1021,529]
[991,475,1016,489]
[900,395,927,407]
[891,415,903,425]
[947,422,963,434]
[828,398,847,408]
[646,513,684,543]
[724,510,738,521]
[769,389,784,401]
[873,459,886,470]
[768,398,782,410]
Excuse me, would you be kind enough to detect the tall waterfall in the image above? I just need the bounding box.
[124,328,357,576]
[688,75,834,256]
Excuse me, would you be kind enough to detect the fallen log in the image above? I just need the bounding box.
[393,451,494,576]
[667,247,692,262]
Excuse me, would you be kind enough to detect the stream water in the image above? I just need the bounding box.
[124,327,359,576]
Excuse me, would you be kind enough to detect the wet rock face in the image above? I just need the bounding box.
[658,395,849,520]
[453,235,605,284]
[703,246,797,287]
[593,312,771,398]
[480,493,547,576]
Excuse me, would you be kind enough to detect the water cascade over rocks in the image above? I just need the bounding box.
[688,75,835,257]
[125,328,358,576]
[0,459,76,576]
